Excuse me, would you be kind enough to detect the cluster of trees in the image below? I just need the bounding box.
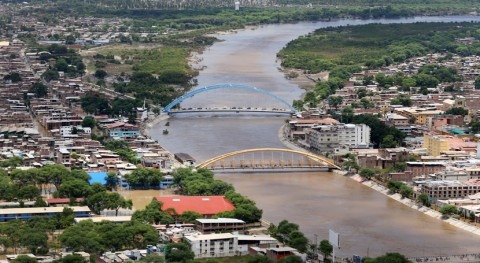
[80,92,144,119]
[112,72,186,107]
[0,157,132,215]
[363,252,412,263]
[104,140,140,165]
[268,220,309,253]
[39,44,85,81]
[3,72,22,83]
[0,209,75,254]
[173,168,262,223]
[279,22,480,76]
[123,168,164,189]
[387,180,414,199]
[59,220,158,253]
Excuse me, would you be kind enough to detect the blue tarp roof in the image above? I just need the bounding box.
[87,172,107,185]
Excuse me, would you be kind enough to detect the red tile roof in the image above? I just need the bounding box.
[155,196,235,216]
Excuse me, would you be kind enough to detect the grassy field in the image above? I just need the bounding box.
[97,45,191,77]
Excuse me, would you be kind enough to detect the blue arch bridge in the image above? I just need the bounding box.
[162,84,298,115]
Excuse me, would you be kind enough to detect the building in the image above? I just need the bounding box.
[420,179,480,201]
[287,118,340,140]
[74,216,131,224]
[196,218,246,234]
[0,206,91,222]
[105,122,140,138]
[184,233,238,258]
[306,123,370,153]
[155,196,235,218]
[406,162,446,177]
[423,135,449,156]
[266,247,297,263]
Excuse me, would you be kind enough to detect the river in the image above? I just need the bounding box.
[149,16,480,257]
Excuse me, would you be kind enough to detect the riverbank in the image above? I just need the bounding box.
[277,124,480,237]
[362,180,480,236]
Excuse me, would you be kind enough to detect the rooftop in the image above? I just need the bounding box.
[155,196,235,215]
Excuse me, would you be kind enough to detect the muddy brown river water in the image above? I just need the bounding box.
[147,16,480,257]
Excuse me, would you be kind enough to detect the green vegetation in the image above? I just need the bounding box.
[132,199,174,224]
[387,180,414,199]
[363,252,412,263]
[439,204,458,217]
[124,168,164,189]
[59,220,158,253]
[445,107,469,116]
[279,22,480,74]
[417,193,431,207]
[0,209,75,254]
[268,220,309,253]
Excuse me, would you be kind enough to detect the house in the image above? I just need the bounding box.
[105,122,140,138]
[155,196,235,218]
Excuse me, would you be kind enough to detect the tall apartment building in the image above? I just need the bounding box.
[305,123,370,153]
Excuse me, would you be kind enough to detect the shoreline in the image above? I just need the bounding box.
[277,124,480,237]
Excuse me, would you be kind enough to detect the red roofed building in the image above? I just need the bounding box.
[155,196,235,218]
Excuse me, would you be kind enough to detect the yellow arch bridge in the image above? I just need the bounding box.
[196,148,341,170]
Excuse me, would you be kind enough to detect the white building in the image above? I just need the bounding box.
[184,232,279,259]
[184,233,238,259]
[60,126,91,137]
[306,123,370,153]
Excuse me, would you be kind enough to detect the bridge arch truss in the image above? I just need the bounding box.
[196,148,341,170]
[162,84,297,113]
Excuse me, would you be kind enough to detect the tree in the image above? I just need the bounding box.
[124,168,164,189]
[165,242,194,263]
[178,211,202,223]
[470,120,480,134]
[328,96,343,111]
[278,256,303,263]
[363,252,411,263]
[390,95,412,107]
[41,69,60,82]
[29,82,48,98]
[445,107,469,116]
[95,69,107,79]
[475,76,480,90]
[399,185,413,199]
[59,220,104,253]
[105,172,118,190]
[417,193,431,207]
[359,167,376,180]
[247,255,272,263]
[12,255,37,263]
[3,72,22,83]
[105,192,133,216]
[141,254,165,263]
[56,178,92,198]
[82,116,96,128]
[1,156,23,168]
[381,135,397,148]
[65,35,76,45]
[319,240,333,261]
[439,204,458,217]
[53,254,87,263]
[132,199,174,225]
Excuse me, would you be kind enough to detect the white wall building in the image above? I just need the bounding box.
[306,123,370,153]
[60,126,91,137]
[184,233,238,259]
